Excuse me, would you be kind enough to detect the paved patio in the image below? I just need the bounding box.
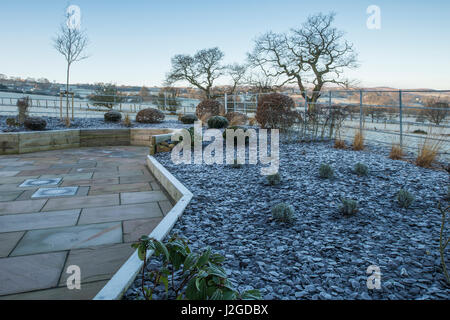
[0,146,173,299]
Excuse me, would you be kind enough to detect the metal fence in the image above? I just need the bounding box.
[1,89,449,159]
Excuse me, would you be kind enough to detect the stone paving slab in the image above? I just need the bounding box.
[11,222,123,256]
[0,171,19,177]
[0,252,67,296]
[0,146,171,299]
[120,175,155,184]
[0,191,23,202]
[0,209,80,233]
[88,182,152,196]
[59,243,135,285]
[123,218,163,243]
[61,178,119,187]
[78,202,163,225]
[0,280,109,300]
[121,191,168,205]
[0,232,24,257]
[43,194,119,211]
[0,199,47,215]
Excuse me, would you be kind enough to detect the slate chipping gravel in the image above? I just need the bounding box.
[0,115,191,132]
[123,137,449,300]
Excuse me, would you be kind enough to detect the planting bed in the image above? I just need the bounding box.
[124,139,449,300]
[0,116,191,132]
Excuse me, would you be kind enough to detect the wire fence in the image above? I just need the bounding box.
[0,89,449,159]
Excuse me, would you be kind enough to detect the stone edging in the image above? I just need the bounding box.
[93,155,193,300]
[0,128,177,155]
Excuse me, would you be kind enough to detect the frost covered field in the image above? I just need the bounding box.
[125,139,449,300]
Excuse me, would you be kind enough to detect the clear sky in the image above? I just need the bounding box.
[1,0,449,89]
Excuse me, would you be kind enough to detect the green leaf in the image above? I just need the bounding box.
[210,289,223,300]
[161,276,169,294]
[197,247,211,267]
[183,253,198,273]
[153,240,169,261]
[137,245,146,261]
[222,290,238,300]
[207,265,228,279]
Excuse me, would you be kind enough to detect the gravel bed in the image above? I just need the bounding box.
[0,115,191,132]
[124,137,449,300]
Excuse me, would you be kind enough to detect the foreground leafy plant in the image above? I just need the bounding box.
[132,235,261,300]
[339,198,358,216]
[397,189,414,208]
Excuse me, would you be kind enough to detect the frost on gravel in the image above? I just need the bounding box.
[124,140,449,300]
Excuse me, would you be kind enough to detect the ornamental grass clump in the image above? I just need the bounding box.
[319,163,334,179]
[265,172,281,186]
[339,198,358,216]
[389,143,404,160]
[354,162,369,176]
[271,203,295,224]
[352,131,364,151]
[397,189,415,208]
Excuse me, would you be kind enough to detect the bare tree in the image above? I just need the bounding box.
[53,12,89,121]
[423,98,449,125]
[248,12,358,107]
[227,63,247,95]
[166,47,225,99]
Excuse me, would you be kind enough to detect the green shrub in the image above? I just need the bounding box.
[319,163,334,179]
[131,235,261,300]
[6,117,18,127]
[24,117,46,131]
[104,110,122,122]
[208,116,229,129]
[339,198,358,216]
[354,162,369,176]
[180,114,198,124]
[397,189,414,208]
[271,203,295,224]
[265,172,281,186]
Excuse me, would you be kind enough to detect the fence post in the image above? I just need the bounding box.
[224,93,227,113]
[359,90,363,133]
[164,92,167,110]
[399,90,403,147]
[304,90,308,138]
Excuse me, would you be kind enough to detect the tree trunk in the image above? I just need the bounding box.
[66,63,70,123]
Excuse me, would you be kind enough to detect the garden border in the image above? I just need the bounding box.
[0,128,179,155]
[93,155,193,300]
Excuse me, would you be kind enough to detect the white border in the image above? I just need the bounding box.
[93,155,193,300]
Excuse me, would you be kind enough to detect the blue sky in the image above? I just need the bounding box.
[1,0,449,89]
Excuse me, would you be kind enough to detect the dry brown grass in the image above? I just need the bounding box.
[389,143,404,160]
[352,131,364,151]
[64,117,71,128]
[334,139,346,149]
[123,113,132,127]
[416,137,443,168]
[248,117,257,126]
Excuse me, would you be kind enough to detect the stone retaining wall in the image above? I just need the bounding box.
[0,128,178,155]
